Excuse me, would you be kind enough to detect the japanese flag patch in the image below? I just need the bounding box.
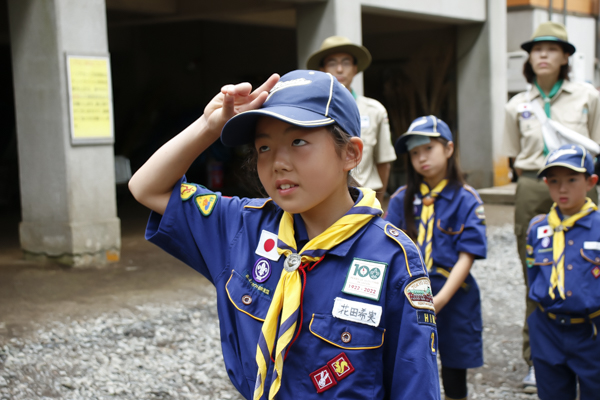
[194,194,217,216]
[255,230,281,261]
[180,183,197,201]
[404,277,435,311]
[537,225,553,239]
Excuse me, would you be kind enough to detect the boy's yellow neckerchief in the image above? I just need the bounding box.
[417,179,448,271]
[547,198,597,300]
[254,188,382,400]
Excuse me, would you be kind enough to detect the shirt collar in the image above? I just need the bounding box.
[530,80,574,100]
[556,207,594,230]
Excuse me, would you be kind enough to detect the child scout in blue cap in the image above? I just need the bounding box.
[385,116,487,400]
[129,70,441,399]
[526,144,600,400]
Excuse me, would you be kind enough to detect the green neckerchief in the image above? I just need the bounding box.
[351,88,358,100]
[535,79,563,155]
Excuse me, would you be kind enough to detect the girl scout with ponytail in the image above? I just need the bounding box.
[129,70,441,399]
[385,116,487,400]
[526,144,600,400]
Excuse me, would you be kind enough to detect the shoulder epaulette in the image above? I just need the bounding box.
[463,184,483,204]
[244,198,273,210]
[374,219,426,277]
[390,186,407,200]
[526,214,547,235]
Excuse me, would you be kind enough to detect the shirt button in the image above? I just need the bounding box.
[568,240,574,245]
[567,264,573,270]
[241,295,252,305]
[596,257,600,262]
[543,258,549,263]
[567,290,573,297]
[341,332,352,343]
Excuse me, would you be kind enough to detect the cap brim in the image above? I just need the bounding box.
[394,131,441,155]
[306,44,372,72]
[537,162,588,178]
[221,106,336,147]
[521,37,576,54]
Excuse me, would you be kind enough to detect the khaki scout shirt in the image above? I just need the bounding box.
[351,95,397,190]
[503,80,600,171]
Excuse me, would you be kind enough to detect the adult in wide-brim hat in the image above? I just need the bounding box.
[520,21,576,55]
[306,36,372,73]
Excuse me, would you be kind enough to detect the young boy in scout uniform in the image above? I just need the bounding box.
[502,21,600,391]
[526,144,600,400]
[307,36,397,204]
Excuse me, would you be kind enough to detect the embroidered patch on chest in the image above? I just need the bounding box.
[309,365,337,393]
[255,230,281,261]
[194,194,217,216]
[592,266,600,279]
[327,353,355,381]
[404,277,435,311]
[537,225,553,239]
[332,297,382,327]
[252,258,271,283]
[541,237,551,248]
[180,184,197,201]
[360,115,370,129]
[341,258,387,301]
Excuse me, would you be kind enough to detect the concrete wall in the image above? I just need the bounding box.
[360,0,485,23]
[8,0,120,266]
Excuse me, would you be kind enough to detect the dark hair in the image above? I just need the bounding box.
[403,137,465,240]
[243,123,360,196]
[523,57,570,84]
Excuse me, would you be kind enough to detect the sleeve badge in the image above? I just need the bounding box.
[475,205,485,219]
[404,277,435,311]
[194,194,218,216]
[180,184,197,201]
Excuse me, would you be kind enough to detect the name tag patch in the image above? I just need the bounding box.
[342,258,387,301]
[404,277,435,311]
[417,310,436,326]
[332,297,382,327]
[584,241,600,250]
[360,115,370,129]
[537,225,553,239]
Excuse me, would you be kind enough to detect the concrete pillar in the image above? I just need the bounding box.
[8,0,120,266]
[457,0,509,188]
[296,0,365,95]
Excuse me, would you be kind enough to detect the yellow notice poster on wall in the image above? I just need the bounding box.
[66,55,114,144]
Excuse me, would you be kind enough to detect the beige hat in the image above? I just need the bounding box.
[306,36,372,72]
[521,21,576,55]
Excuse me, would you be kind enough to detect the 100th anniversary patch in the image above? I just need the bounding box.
[404,277,435,311]
[342,258,387,301]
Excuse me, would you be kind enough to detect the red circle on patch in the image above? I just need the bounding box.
[264,239,275,252]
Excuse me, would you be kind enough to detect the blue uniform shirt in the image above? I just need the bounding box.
[385,184,487,269]
[146,177,441,400]
[527,211,600,314]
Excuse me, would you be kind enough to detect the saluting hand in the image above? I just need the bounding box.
[203,73,280,135]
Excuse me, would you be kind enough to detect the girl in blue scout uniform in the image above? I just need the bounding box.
[526,144,600,400]
[385,116,487,400]
[129,70,441,399]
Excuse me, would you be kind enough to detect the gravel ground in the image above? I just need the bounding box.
[0,224,539,400]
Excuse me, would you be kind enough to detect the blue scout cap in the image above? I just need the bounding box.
[538,144,594,177]
[220,70,360,147]
[394,115,453,154]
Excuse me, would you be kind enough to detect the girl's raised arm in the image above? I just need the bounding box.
[128,74,280,215]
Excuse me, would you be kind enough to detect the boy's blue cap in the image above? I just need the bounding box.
[538,144,594,177]
[220,70,360,147]
[394,115,453,154]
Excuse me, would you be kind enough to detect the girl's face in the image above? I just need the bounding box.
[529,42,569,80]
[409,139,453,186]
[254,117,360,216]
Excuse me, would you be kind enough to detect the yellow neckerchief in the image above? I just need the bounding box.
[547,198,597,300]
[416,179,448,272]
[254,188,382,400]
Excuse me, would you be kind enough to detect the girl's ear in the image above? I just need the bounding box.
[444,141,455,159]
[344,137,363,172]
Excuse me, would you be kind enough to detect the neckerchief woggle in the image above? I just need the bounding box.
[547,198,597,300]
[253,188,382,400]
[535,79,563,156]
[417,179,448,272]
